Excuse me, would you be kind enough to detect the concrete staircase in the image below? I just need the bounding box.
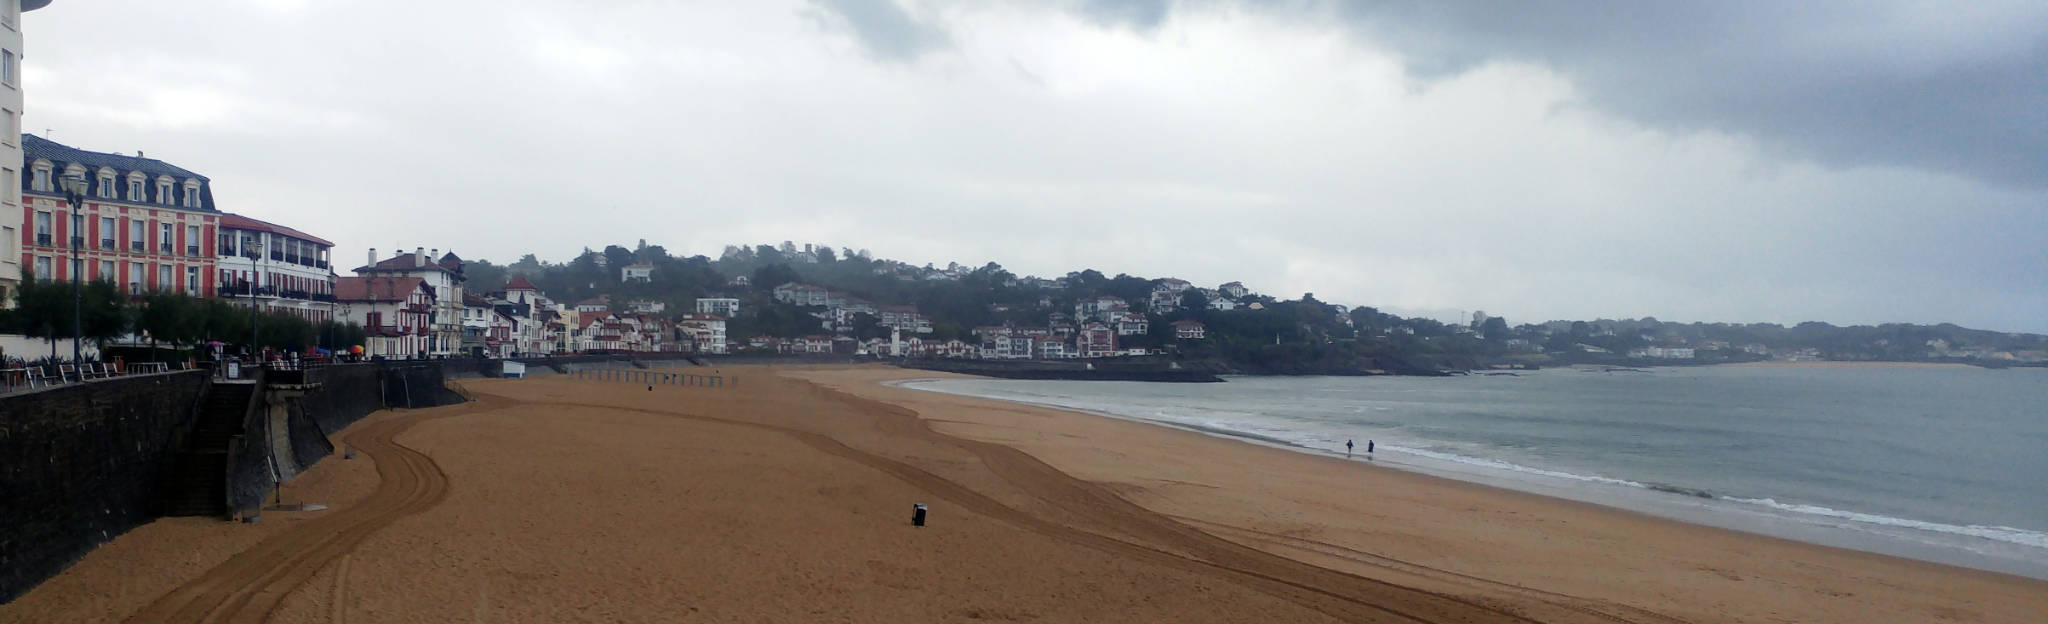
[163,382,256,518]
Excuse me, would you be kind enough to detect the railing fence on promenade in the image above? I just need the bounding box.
[571,368,728,388]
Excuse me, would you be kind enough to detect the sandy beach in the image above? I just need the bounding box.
[6,364,2044,623]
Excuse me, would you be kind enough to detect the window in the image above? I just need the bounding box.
[97,173,115,199]
[1,110,13,146]
[34,256,50,280]
[157,181,171,204]
[129,262,143,294]
[219,231,233,255]
[160,223,173,252]
[70,258,82,280]
[186,225,200,255]
[32,210,49,245]
[186,266,199,293]
[183,183,200,208]
[157,264,172,289]
[99,260,114,281]
[127,179,143,201]
[31,166,47,192]
[129,220,144,251]
[2,168,13,203]
[1,49,15,87]
[100,216,115,248]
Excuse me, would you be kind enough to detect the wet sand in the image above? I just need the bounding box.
[5,364,2043,623]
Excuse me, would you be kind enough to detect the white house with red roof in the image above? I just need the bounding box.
[1171,320,1207,339]
[354,246,466,356]
[216,213,337,324]
[1077,322,1118,358]
[335,275,434,358]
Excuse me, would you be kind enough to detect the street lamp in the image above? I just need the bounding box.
[250,236,264,364]
[58,173,89,369]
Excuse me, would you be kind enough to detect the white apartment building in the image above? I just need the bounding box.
[0,0,47,307]
[695,297,739,317]
[216,213,336,323]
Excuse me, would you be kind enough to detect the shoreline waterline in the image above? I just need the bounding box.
[890,374,2048,581]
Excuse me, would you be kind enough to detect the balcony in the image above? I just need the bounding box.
[315,260,329,269]
[130,241,145,252]
[70,236,84,248]
[100,239,115,250]
[404,303,430,313]
[34,233,50,246]
[187,245,200,257]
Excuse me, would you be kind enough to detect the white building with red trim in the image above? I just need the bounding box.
[216,213,336,323]
[335,276,434,358]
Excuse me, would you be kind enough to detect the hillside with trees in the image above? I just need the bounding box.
[455,240,2048,372]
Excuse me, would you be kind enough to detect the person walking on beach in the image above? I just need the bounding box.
[1367,440,1375,458]
[1346,439,1354,456]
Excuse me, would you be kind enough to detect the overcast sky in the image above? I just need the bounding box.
[22,1,2048,332]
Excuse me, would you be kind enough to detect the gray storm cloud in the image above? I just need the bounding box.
[22,1,2048,332]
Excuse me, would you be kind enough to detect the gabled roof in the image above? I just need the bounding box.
[219,213,334,247]
[335,276,428,303]
[438,252,464,271]
[355,253,457,275]
[504,275,538,291]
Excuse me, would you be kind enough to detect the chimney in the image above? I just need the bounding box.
[415,247,426,267]
[430,248,439,260]
[368,248,377,266]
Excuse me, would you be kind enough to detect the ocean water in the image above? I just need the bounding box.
[900,366,2048,579]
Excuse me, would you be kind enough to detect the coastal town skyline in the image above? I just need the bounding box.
[16,1,2048,334]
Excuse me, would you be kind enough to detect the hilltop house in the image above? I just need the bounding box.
[621,263,653,282]
[1171,320,1207,339]
[695,297,740,317]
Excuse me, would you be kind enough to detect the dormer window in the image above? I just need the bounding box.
[183,181,201,208]
[30,165,49,192]
[96,172,116,199]
[156,178,172,204]
[127,178,144,201]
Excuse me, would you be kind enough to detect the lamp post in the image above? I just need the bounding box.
[58,174,89,368]
[250,236,263,364]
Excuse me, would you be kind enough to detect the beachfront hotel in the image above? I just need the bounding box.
[18,134,221,298]
[215,213,338,323]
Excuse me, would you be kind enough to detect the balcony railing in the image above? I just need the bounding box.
[70,236,84,248]
[187,245,200,256]
[130,241,144,252]
[34,233,51,245]
[100,239,115,250]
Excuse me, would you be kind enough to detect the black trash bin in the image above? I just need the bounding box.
[912,503,928,527]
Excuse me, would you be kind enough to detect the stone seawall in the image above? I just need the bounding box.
[0,371,211,602]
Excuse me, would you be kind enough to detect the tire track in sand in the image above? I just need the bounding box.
[122,397,498,624]
[517,383,1573,624]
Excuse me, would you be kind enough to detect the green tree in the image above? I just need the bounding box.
[753,263,801,290]
[137,291,201,352]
